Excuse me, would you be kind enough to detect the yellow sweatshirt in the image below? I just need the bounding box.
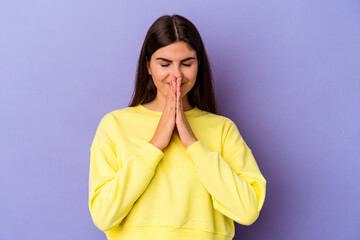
[88,104,266,240]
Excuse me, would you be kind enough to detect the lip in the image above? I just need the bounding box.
[166,82,186,85]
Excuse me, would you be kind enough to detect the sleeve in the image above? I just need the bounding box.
[185,119,266,226]
[88,113,164,232]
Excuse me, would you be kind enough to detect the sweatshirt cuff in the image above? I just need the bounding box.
[185,140,214,168]
[137,142,164,172]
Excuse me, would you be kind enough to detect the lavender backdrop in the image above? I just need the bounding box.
[0,1,359,239]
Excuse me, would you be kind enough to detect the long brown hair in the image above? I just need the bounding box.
[128,14,218,114]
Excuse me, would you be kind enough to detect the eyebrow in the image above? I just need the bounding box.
[155,57,196,62]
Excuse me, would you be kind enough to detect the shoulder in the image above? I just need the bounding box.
[95,106,137,129]
[198,110,242,137]
[101,106,138,121]
[196,109,236,128]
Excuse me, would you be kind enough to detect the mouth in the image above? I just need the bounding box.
[166,82,185,86]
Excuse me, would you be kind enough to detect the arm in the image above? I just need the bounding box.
[88,114,164,231]
[185,119,266,225]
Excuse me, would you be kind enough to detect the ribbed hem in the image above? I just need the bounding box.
[185,140,214,168]
[105,225,234,240]
[136,142,164,172]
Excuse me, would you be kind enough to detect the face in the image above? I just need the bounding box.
[146,41,199,99]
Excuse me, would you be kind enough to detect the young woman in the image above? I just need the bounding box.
[88,14,266,240]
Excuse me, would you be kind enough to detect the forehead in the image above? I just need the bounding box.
[152,41,196,59]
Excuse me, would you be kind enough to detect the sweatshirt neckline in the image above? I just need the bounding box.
[136,104,201,117]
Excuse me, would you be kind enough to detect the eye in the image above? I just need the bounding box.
[160,63,192,67]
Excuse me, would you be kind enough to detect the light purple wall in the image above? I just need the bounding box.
[1,1,359,239]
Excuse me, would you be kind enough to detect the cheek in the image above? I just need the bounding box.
[152,67,169,78]
[151,68,169,84]
[185,67,198,80]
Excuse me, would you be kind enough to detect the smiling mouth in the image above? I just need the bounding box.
[166,82,185,86]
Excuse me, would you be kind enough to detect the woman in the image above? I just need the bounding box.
[88,14,266,240]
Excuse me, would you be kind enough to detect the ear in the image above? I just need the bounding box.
[146,56,152,75]
[197,56,201,66]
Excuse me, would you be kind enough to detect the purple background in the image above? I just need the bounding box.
[1,1,359,239]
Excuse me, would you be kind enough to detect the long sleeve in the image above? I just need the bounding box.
[88,113,164,231]
[185,119,266,226]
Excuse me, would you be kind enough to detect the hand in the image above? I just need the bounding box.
[174,75,198,149]
[148,75,177,151]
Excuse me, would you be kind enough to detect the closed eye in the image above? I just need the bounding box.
[160,64,192,67]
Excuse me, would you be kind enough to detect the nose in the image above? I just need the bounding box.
[172,65,183,79]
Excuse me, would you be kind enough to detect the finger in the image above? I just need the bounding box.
[173,78,176,99]
[168,78,172,101]
[176,76,180,112]
[172,76,176,111]
[171,75,176,92]
[177,76,182,112]
[167,77,173,108]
